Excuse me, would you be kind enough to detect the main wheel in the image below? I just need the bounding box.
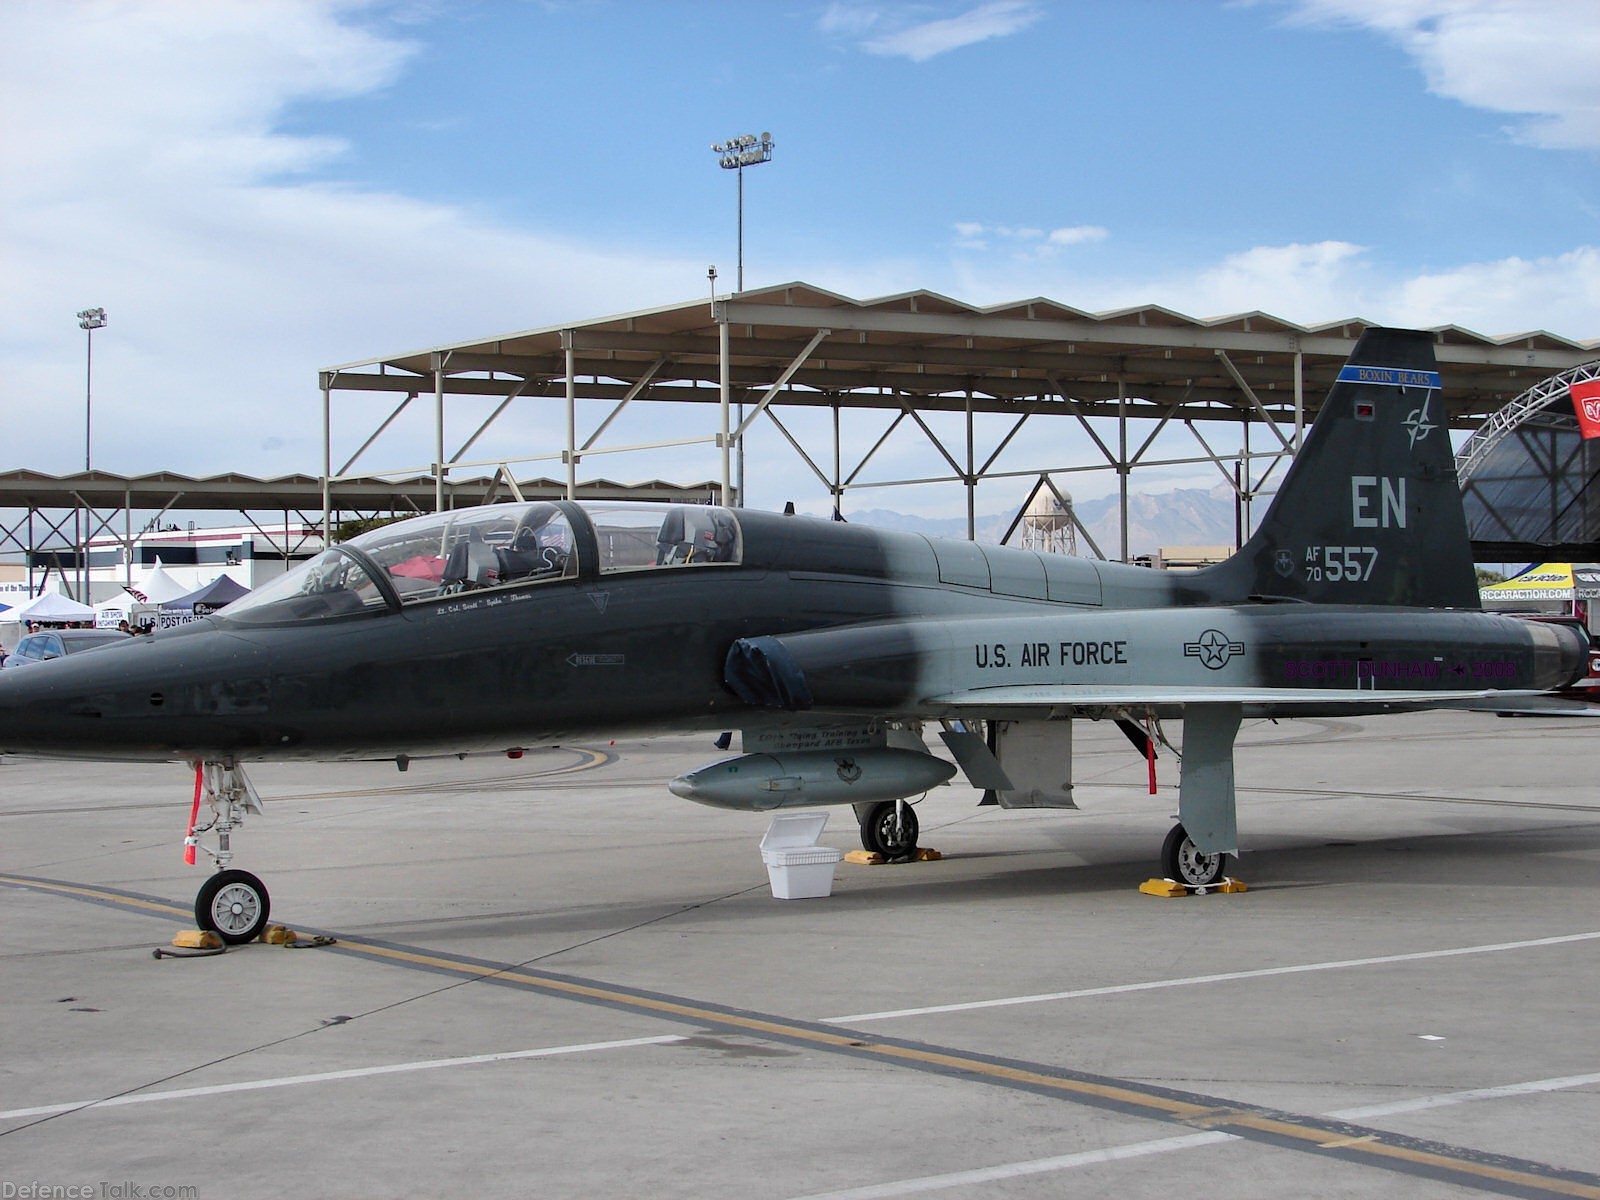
[860,800,919,859]
[196,869,271,944]
[1160,824,1228,889]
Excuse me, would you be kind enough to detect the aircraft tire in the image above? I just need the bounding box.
[1161,824,1228,889]
[860,800,919,858]
[196,869,271,945]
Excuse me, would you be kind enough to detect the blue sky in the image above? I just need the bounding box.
[4,0,1600,510]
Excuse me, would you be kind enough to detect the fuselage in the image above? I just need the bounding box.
[0,500,1582,763]
[0,503,1191,762]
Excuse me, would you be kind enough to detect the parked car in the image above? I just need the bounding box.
[3,628,132,667]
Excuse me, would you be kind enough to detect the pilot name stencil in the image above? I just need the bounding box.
[973,640,1129,670]
[1282,659,1519,682]
[1283,658,1442,682]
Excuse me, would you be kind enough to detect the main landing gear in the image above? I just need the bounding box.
[186,760,271,944]
[1161,822,1229,889]
[857,799,920,860]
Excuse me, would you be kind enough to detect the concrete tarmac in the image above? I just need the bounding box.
[1,710,1597,1199]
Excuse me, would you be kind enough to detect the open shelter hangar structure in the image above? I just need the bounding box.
[5,284,1596,599]
[319,283,1600,561]
[1456,359,1600,562]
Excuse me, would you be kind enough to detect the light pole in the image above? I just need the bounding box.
[710,132,774,292]
[75,307,106,600]
[77,307,106,472]
[709,134,772,508]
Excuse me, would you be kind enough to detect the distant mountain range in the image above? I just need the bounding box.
[843,483,1241,558]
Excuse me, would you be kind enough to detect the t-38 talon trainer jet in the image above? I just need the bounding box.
[0,328,1586,941]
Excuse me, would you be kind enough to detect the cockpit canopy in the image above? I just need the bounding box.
[218,502,742,625]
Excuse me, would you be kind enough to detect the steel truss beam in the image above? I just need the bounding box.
[318,285,1599,561]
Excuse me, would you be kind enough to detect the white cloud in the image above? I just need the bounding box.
[1392,246,1600,334]
[939,237,1600,336]
[1142,240,1376,323]
[1047,225,1110,247]
[1277,0,1600,150]
[0,0,408,204]
[951,221,1107,258]
[818,2,884,39]
[0,1,703,480]
[826,1,1044,62]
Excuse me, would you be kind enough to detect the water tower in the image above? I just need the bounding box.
[1021,488,1076,555]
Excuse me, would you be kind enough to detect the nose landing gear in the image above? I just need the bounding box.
[186,760,271,944]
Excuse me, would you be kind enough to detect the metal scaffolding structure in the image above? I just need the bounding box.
[9,284,1595,599]
[0,470,717,600]
[319,282,1600,561]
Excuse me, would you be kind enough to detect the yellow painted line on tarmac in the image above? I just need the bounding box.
[0,873,190,919]
[7,872,1600,1200]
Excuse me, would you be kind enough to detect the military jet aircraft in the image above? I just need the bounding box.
[0,328,1585,942]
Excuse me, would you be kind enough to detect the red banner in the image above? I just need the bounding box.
[1571,379,1600,439]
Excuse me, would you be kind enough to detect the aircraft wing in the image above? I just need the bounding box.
[915,684,1504,711]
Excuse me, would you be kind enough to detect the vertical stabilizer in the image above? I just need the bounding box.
[1200,327,1479,608]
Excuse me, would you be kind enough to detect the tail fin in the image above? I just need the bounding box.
[1201,326,1479,608]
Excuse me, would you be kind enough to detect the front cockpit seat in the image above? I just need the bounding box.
[497,525,544,580]
[440,528,498,592]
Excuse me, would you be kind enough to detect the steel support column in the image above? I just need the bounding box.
[965,395,976,541]
[432,352,446,513]
[562,333,577,500]
[719,319,732,504]
[1118,373,1129,563]
[321,380,332,542]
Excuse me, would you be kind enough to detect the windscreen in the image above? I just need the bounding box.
[217,547,391,625]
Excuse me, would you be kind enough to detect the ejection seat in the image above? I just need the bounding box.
[656,507,736,565]
[496,525,545,581]
[439,528,498,592]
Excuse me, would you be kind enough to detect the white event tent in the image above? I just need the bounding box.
[9,591,97,625]
[94,560,191,630]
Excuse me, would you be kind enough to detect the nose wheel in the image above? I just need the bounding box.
[196,869,271,944]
